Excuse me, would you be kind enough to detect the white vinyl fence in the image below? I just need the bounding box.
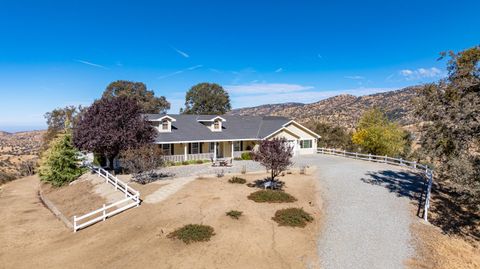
[317,148,434,222]
[73,164,140,232]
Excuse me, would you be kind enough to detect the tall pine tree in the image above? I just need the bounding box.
[39,130,84,186]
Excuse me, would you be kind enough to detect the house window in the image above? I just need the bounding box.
[161,120,169,130]
[233,141,241,151]
[161,144,171,155]
[209,142,215,153]
[190,142,200,154]
[300,139,312,149]
[213,120,220,130]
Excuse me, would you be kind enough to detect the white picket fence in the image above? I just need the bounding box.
[317,148,434,222]
[73,165,140,232]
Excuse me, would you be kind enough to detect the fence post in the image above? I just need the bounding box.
[355,152,358,159]
[368,154,371,161]
[424,170,433,222]
[73,216,77,233]
[102,204,106,221]
[384,155,387,163]
[344,150,346,156]
[115,177,118,190]
[125,183,128,198]
[413,161,417,169]
[400,158,403,166]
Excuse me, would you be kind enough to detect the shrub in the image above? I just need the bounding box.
[167,224,215,244]
[248,190,297,203]
[120,144,165,183]
[272,208,314,227]
[182,161,189,165]
[240,152,251,160]
[196,160,204,164]
[228,176,246,184]
[226,210,243,219]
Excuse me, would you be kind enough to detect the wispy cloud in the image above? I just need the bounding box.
[275,68,283,73]
[399,67,443,80]
[171,47,189,58]
[317,54,323,59]
[74,59,108,69]
[226,83,313,95]
[157,65,203,79]
[344,75,365,80]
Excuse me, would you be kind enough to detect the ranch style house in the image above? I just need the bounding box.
[145,114,320,162]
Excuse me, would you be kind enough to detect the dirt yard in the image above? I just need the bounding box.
[0,169,322,269]
[41,178,107,219]
[407,219,480,269]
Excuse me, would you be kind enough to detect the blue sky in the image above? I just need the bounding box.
[0,0,479,132]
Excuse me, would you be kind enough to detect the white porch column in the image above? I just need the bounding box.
[184,143,188,161]
[213,142,217,161]
[231,141,234,160]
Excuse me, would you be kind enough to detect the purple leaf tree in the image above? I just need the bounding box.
[73,96,156,169]
[251,138,293,181]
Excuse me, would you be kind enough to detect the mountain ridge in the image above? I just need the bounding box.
[229,86,421,129]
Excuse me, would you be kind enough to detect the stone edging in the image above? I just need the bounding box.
[38,186,73,230]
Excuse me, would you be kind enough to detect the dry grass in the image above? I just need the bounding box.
[407,219,480,269]
[248,189,297,203]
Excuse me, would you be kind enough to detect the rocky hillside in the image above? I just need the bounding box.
[229,86,421,129]
[0,130,45,183]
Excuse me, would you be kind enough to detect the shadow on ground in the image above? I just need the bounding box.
[361,170,427,218]
[361,170,480,243]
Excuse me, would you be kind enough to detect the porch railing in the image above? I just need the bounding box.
[163,153,214,162]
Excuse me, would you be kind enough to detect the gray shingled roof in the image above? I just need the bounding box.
[144,114,291,143]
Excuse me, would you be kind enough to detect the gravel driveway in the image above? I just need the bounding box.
[295,154,423,269]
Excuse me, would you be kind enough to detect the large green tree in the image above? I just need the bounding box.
[182,83,231,114]
[307,121,354,150]
[103,80,170,114]
[416,46,480,195]
[352,108,409,156]
[42,105,84,150]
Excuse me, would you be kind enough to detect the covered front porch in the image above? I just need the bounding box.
[159,140,256,162]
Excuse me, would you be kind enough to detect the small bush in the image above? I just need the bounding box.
[196,160,204,164]
[182,161,189,165]
[241,152,252,160]
[167,224,215,244]
[228,176,246,184]
[248,190,297,203]
[226,210,243,219]
[272,208,314,227]
[233,157,242,161]
[216,170,225,178]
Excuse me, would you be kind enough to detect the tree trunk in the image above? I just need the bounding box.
[107,156,115,171]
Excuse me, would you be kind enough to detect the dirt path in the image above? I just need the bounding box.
[0,176,70,262]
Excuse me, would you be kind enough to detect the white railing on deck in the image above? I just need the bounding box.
[317,147,434,222]
[163,153,214,162]
[73,164,140,232]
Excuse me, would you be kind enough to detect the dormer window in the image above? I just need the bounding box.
[161,120,169,130]
[151,115,176,133]
[196,116,226,132]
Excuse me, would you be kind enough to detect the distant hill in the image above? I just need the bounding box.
[0,130,45,183]
[229,86,421,129]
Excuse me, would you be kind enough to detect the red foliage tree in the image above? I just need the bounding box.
[251,138,293,181]
[73,96,156,169]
